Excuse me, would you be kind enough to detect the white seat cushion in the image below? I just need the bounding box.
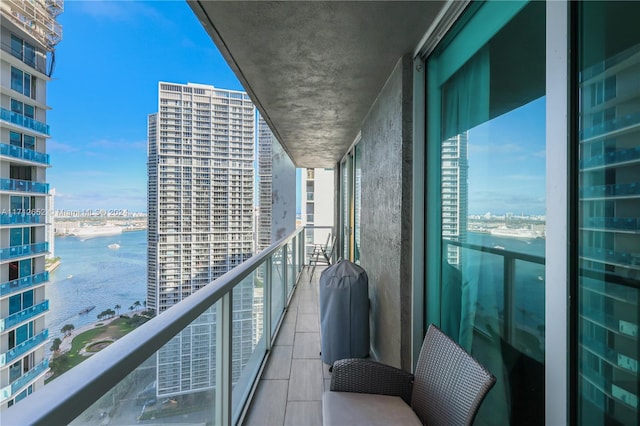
[323,391,422,426]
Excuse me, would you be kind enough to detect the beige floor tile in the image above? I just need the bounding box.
[244,379,288,426]
[263,345,292,380]
[296,313,319,332]
[292,332,321,359]
[284,401,322,426]
[287,359,324,401]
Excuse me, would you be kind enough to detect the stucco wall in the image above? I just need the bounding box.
[359,55,413,369]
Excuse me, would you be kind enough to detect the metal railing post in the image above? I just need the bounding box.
[215,292,232,426]
[265,256,272,350]
[283,244,289,298]
[503,255,516,345]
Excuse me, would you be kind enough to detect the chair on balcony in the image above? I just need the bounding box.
[309,233,335,281]
[323,324,496,426]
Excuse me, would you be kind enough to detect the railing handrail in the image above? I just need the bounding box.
[2,226,307,425]
[443,237,545,265]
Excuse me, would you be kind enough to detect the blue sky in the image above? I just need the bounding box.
[48,1,243,212]
[467,97,546,216]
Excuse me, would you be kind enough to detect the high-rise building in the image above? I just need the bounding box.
[301,168,334,259]
[147,81,256,396]
[0,0,62,411]
[441,132,468,266]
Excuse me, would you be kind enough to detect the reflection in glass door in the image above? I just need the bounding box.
[427,1,545,423]
[577,3,640,424]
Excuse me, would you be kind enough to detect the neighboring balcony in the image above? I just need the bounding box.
[0,242,49,262]
[0,178,50,194]
[0,329,49,367]
[0,359,49,403]
[0,300,49,332]
[0,213,45,226]
[0,271,49,297]
[0,108,50,136]
[0,143,50,165]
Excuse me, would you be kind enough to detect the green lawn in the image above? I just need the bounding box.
[47,316,147,383]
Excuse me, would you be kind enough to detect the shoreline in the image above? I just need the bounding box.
[57,309,147,353]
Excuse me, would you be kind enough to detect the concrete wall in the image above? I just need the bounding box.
[271,136,296,241]
[359,55,413,370]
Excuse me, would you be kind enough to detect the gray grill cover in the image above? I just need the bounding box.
[319,260,369,365]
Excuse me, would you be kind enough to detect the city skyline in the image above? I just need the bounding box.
[47,1,243,212]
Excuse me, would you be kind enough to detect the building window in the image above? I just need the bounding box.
[10,35,36,68]
[577,2,640,425]
[426,2,545,423]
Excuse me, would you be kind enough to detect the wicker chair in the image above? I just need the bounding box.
[322,324,496,426]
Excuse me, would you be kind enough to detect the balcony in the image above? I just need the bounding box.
[0,329,49,367]
[0,300,49,332]
[0,143,50,165]
[1,228,315,424]
[0,178,50,194]
[0,271,49,297]
[0,213,44,226]
[0,242,49,261]
[0,108,50,136]
[0,359,49,403]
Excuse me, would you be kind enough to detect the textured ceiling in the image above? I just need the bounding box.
[190,1,444,167]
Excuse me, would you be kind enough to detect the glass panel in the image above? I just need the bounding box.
[354,144,362,264]
[231,269,265,421]
[9,294,21,315]
[271,252,285,335]
[23,290,34,309]
[11,67,23,93]
[9,132,22,147]
[23,73,31,98]
[11,35,22,59]
[11,99,23,115]
[24,43,35,68]
[9,361,21,383]
[10,228,23,247]
[24,105,34,119]
[577,2,640,424]
[23,135,35,151]
[429,2,545,424]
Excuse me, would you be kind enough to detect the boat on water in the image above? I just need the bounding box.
[70,225,123,240]
[108,243,121,249]
[67,274,73,279]
[489,226,540,239]
[79,305,96,315]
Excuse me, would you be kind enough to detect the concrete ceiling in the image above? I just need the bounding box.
[189,1,445,168]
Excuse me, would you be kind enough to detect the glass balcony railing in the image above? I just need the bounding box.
[0,359,49,403]
[0,143,50,165]
[1,227,311,425]
[0,329,49,367]
[0,213,44,226]
[0,300,49,332]
[0,178,50,194]
[0,271,49,297]
[0,108,50,136]
[0,242,49,261]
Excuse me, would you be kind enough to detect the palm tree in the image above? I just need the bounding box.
[60,324,74,337]
[50,337,62,353]
[114,304,121,315]
[129,305,134,313]
[133,300,141,310]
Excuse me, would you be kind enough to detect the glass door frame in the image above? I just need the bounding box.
[413,1,571,424]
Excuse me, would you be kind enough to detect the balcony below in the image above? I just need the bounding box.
[0,143,50,165]
[0,299,49,331]
[0,178,50,194]
[0,242,49,261]
[0,108,50,136]
[0,271,49,297]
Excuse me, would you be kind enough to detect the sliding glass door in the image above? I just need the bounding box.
[426,1,546,423]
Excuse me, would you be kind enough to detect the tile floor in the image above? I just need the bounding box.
[243,267,330,426]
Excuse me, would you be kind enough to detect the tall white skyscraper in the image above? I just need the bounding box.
[441,132,468,266]
[0,0,62,411]
[148,82,256,396]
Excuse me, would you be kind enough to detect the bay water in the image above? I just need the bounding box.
[45,230,147,342]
